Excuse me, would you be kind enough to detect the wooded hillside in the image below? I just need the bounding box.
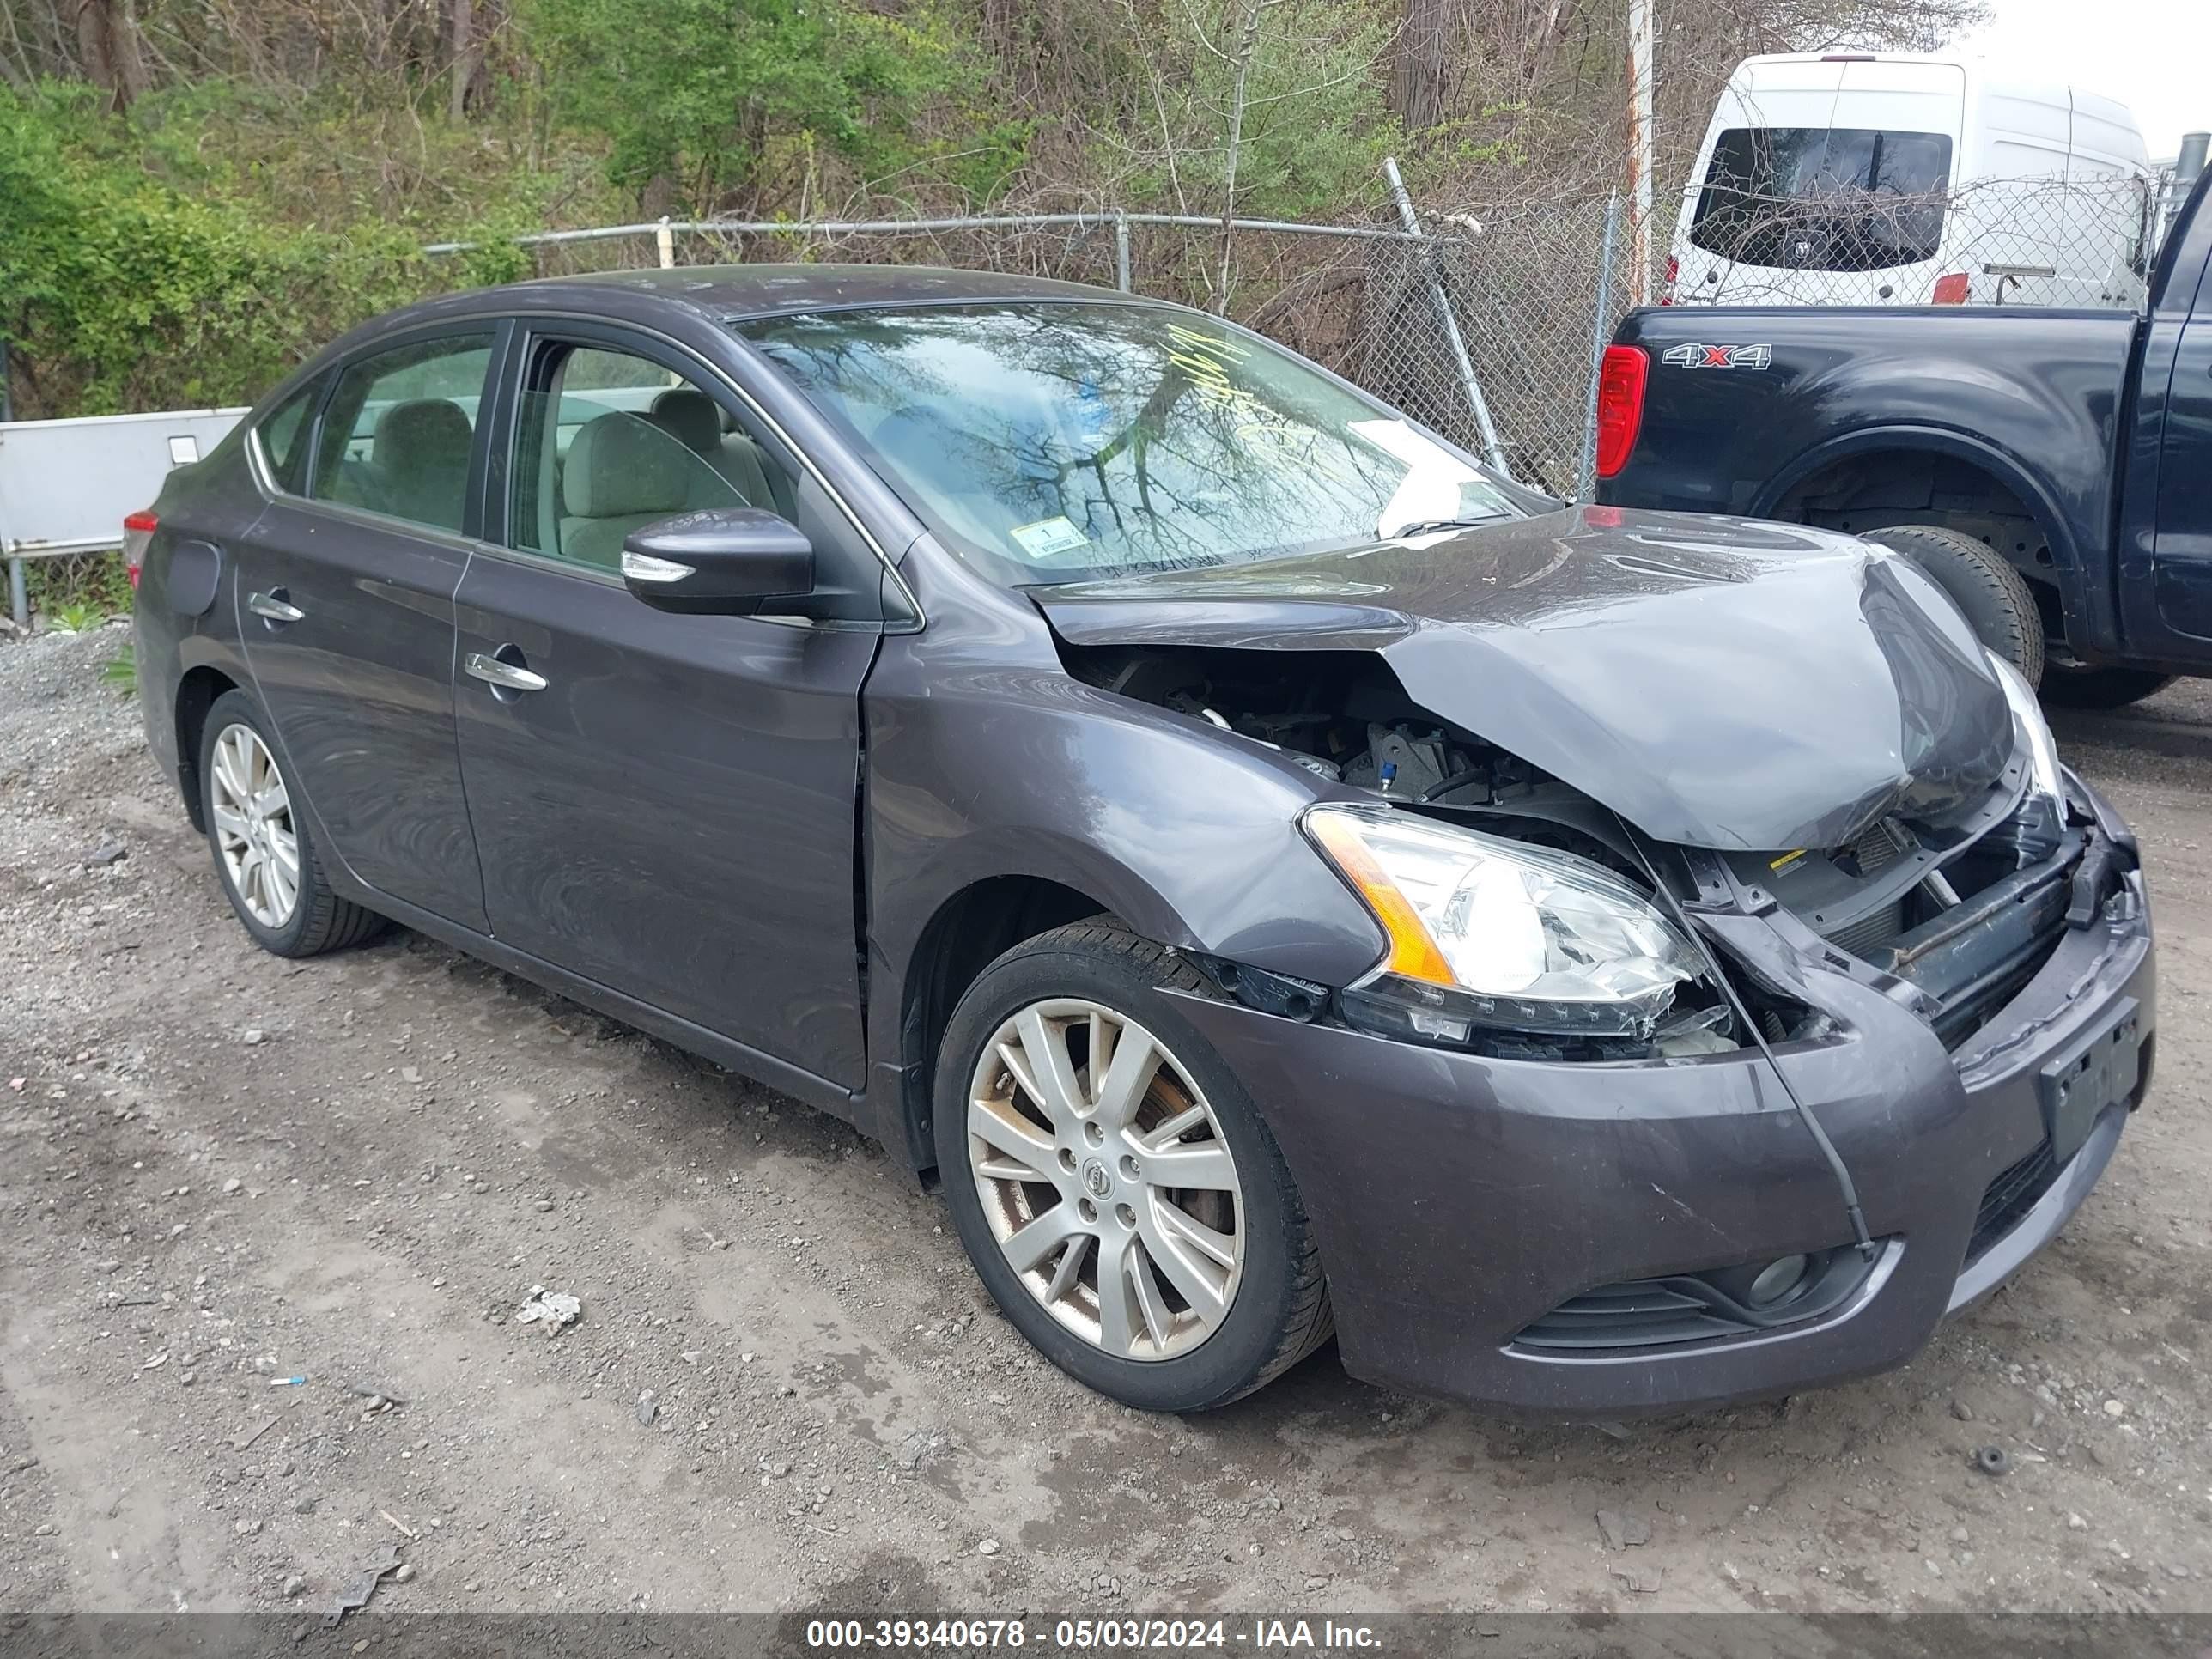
[1,0,1980,420]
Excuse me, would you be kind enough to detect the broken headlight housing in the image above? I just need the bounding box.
[1304,804,1700,1043]
[1988,651,2066,863]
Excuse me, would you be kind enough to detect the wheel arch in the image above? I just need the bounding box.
[1753,427,2086,626]
[891,872,1120,1176]
[173,662,242,834]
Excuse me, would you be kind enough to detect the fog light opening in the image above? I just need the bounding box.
[1747,1253,1810,1308]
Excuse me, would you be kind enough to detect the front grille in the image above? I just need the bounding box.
[1966,1139,2060,1263]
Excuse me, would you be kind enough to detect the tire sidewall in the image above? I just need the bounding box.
[199,690,322,955]
[1876,525,2044,684]
[933,936,1305,1413]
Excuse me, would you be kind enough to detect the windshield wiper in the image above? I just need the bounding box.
[1387,515,1502,538]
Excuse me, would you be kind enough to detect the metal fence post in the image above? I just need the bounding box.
[655,216,676,270]
[1382,157,1511,477]
[1576,193,1625,503]
[1115,212,1133,294]
[0,343,24,630]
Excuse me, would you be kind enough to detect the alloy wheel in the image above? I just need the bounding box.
[966,999,1244,1361]
[209,722,300,928]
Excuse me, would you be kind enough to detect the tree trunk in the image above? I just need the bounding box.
[75,0,149,108]
[447,0,477,119]
[1214,0,1269,315]
[1391,0,1457,131]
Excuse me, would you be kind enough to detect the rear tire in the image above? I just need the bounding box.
[933,921,1331,1413]
[2039,665,2175,711]
[199,689,387,958]
[1871,523,2045,685]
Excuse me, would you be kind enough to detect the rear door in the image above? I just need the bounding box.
[451,320,882,1089]
[234,325,498,929]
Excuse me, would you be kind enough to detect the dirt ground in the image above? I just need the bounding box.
[2,621,2208,1622]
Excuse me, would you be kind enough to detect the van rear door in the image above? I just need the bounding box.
[1676,58,1965,307]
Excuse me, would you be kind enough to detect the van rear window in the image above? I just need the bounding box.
[1689,127,1953,270]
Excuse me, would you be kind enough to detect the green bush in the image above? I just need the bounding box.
[0,82,436,418]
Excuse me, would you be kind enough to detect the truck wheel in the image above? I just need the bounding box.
[1871,524,2045,686]
[2040,666,2175,710]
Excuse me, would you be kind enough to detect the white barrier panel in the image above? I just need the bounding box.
[0,405,249,627]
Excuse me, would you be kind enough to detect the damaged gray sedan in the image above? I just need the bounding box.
[134,269,2154,1416]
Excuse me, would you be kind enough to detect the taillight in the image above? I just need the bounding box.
[1931,272,1970,304]
[1659,255,1679,306]
[123,509,158,589]
[1594,345,1649,479]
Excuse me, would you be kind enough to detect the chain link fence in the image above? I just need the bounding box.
[441,167,2176,509]
[433,191,1637,501]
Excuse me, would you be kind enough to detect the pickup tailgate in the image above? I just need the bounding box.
[1595,305,2138,532]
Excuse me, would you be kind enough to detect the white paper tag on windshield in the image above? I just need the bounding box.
[1009,516,1089,560]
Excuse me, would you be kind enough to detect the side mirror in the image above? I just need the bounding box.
[620,508,815,616]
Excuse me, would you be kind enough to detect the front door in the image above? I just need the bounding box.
[451,326,880,1088]
[234,326,498,929]
[2150,306,2212,639]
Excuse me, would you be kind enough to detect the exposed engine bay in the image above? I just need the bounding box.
[1060,639,2113,1065]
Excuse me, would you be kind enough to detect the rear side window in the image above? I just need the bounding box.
[1689,127,1954,270]
[308,333,496,534]
[254,378,325,494]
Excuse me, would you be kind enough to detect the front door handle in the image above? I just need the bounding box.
[465,650,548,694]
[248,589,305,623]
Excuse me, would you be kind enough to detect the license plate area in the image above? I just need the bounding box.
[2038,998,2142,1167]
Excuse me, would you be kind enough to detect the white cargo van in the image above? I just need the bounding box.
[1666,53,2154,310]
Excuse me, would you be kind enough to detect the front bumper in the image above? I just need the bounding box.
[1175,790,2154,1416]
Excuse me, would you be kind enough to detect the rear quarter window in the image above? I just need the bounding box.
[1690,126,1953,271]
[254,377,325,495]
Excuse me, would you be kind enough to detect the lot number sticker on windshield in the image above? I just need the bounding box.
[1009,516,1090,560]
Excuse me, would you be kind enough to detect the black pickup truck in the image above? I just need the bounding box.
[1596,169,2212,708]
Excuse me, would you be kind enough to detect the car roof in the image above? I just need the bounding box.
[525,263,1134,319]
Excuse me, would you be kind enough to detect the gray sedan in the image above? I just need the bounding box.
[128,266,2154,1415]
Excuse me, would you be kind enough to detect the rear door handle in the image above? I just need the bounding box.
[465,651,548,694]
[248,589,304,623]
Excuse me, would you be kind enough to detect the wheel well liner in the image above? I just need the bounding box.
[173,665,239,833]
[1754,428,2081,598]
[896,876,1110,1174]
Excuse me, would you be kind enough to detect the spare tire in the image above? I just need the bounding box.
[1868,523,2045,686]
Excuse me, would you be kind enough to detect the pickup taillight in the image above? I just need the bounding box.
[1932,272,1970,304]
[123,509,158,589]
[1595,345,1649,479]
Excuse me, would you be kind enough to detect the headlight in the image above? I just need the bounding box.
[1986,652,2062,802]
[1304,804,1699,1042]
[1986,652,2067,864]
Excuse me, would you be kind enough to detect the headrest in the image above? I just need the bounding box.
[563,412,694,519]
[374,400,471,474]
[649,388,722,455]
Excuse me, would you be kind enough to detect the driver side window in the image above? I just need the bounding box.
[511,343,783,573]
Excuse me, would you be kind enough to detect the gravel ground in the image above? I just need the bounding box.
[2,621,2208,1620]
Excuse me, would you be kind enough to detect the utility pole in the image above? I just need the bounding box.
[1626,0,1656,305]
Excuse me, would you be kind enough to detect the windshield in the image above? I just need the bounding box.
[1690,126,1953,270]
[733,302,1518,585]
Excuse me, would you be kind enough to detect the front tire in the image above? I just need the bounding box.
[933,921,1331,1412]
[199,689,386,957]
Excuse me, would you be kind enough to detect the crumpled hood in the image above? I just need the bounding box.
[1036,507,2018,851]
